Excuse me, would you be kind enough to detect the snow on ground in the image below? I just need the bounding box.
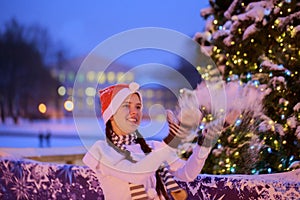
[0,117,168,148]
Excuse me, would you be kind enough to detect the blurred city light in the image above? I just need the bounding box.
[64,100,74,112]
[85,87,96,96]
[38,103,47,114]
[57,86,66,96]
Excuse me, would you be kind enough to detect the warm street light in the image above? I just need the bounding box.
[38,103,47,114]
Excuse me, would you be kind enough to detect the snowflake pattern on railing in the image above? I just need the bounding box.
[0,158,299,200]
[0,159,104,200]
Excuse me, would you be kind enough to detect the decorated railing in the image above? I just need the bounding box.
[0,158,299,200]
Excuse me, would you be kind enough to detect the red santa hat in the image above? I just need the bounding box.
[99,82,142,124]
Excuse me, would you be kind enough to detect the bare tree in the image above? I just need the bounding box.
[0,19,62,123]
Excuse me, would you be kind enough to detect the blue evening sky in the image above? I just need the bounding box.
[0,0,209,66]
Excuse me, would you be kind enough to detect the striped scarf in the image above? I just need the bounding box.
[110,132,186,200]
[111,132,137,150]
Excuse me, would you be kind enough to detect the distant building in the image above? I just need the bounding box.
[51,55,177,119]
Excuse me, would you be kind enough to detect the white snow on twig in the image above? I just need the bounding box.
[278,11,300,30]
[243,24,258,40]
[223,20,232,30]
[237,6,265,23]
[223,35,235,46]
[270,76,286,88]
[275,124,285,136]
[231,0,274,24]
[287,116,297,129]
[205,19,215,33]
[260,60,286,71]
[193,31,212,43]
[213,30,230,40]
[224,0,241,19]
[294,103,300,112]
[200,7,214,18]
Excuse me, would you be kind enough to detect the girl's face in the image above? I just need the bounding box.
[111,93,142,136]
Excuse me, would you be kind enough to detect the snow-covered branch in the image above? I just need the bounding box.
[200,7,214,18]
[193,31,212,43]
[243,24,259,40]
[269,76,286,88]
[223,35,235,46]
[260,60,287,71]
[224,0,242,19]
[223,0,275,42]
[212,30,230,40]
[278,10,300,30]
[294,103,300,112]
[236,5,265,22]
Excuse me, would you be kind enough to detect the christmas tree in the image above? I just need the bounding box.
[180,0,300,174]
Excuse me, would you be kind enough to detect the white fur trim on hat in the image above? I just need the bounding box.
[102,82,142,123]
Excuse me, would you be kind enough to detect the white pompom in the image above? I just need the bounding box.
[129,82,140,92]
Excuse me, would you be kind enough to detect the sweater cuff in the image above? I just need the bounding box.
[163,133,181,149]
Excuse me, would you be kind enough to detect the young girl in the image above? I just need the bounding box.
[83,82,230,200]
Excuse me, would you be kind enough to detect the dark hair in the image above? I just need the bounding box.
[105,120,169,199]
